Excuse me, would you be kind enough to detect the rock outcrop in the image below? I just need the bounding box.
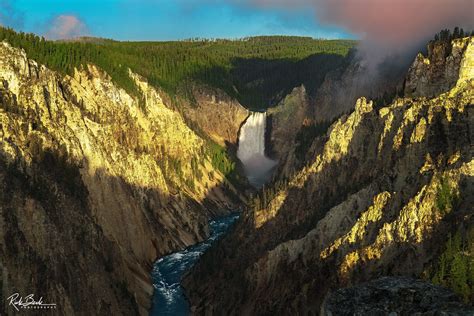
[321,277,473,315]
[268,48,409,179]
[405,37,474,98]
[266,86,310,175]
[183,37,474,315]
[181,86,249,147]
[311,50,406,124]
[0,42,241,315]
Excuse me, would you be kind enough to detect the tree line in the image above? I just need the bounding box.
[0,26,354,109]
[433,27,473,42]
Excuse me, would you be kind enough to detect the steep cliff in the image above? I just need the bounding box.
[267,47,409,179]
[405,37,474,98]
[310,52,369,122]
[266,86,310,174]
[183,37,474,314]
[312,49,406,124]
[180,86,249,148]
[0,42,241,315]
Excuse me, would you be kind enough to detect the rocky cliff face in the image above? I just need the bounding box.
[183,37,474,314]
[310,53,369,122]
[180,86,249,148]
[405,37,474,98]
[321,277,470,315]
[266,86,310,175]
[311,50,406,124]
[0,42,241,315]
[268,48,409,179]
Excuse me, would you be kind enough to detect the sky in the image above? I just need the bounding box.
[1,0,471,52]
[0,0,354,41]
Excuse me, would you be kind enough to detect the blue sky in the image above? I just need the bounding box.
[2,0,354,41]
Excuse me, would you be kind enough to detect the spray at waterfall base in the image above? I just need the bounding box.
[237,112,277,187]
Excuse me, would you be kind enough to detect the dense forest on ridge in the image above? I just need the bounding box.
[0,26,355,109]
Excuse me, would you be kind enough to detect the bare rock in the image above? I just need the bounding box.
[405,37,473,98]
[321,277,473,316]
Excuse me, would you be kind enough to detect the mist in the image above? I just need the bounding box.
[250,0,473,45]
[45,15,89,40]
[248,0,473,71]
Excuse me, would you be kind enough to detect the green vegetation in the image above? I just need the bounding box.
[431,228,473,303]
[0,27,355,186]
[433,27,474,42]
[432,28,474,59]
[436,176,458,215]
[190,156,203,180]
[295,120,334,161]
[373,87,404,110]
[0,27,355,109]
[250,179,289,212]
[206,142,238,181]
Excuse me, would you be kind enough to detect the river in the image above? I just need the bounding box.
[150,213,239,315]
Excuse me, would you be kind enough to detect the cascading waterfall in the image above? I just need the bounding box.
[237,112,277,187]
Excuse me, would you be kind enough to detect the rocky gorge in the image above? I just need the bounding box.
[0,28,472,316]
[0,41,247,314]
[183,37,474,314]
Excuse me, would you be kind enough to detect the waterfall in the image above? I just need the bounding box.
[237,112,277,187]
[237,112,267,162]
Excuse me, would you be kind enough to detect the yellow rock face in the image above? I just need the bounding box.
[405,37,474,98]
[321,191,391,260]
[410,117,427,143]
[0,41,240,315]
[458,37,474,85]
[195,37,474,316]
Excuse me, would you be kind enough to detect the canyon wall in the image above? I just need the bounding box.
[0,42,241,315]
[311,51,406,124]
[184,37,474,314]
[267,48,408,178]
[405,38,474,98]
[180,86,249,148]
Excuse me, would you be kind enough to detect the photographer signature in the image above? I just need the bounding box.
[7,293,57,311]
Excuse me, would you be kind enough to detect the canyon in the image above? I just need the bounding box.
[0,41,245,315]
[183,37,474,314]
[0,30,472,315]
